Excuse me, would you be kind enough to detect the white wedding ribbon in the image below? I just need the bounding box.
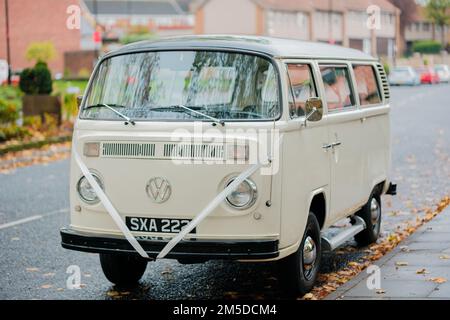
[73,143,264,260]
[73,146,150,259]
[157,162,263,259]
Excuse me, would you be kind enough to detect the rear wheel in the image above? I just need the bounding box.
[354,191,382,246]
[279,212,321,296]
[99,253,147,287]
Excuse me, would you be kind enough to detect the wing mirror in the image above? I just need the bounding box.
[77,95,83,109]
[304,97,323,124]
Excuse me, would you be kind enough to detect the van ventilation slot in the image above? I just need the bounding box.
[101,142,156,158]
[376,63,390,101]
[163,143,225,160]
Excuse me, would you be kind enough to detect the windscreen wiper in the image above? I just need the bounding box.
[150,105,225,126]
[84,103,135,125]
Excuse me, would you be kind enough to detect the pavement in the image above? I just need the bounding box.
[326,206,450,300]
[0,84,449,299]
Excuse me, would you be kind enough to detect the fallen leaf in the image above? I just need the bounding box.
[439,255,450,260]
[416,268,429,275]
[11,237,20,241]
[303,293,315,300]
[429,277,447,284]
[41,284,53,289]
[106,290,120,297]
[395,261,409,267]
[26,267,39,272]
[376,289,386,294]
[56,288,64,292]
[43,273,55,277]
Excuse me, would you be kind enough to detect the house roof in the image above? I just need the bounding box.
[105,35,376,60]
[191,0,399,13]
[83,0,193,16]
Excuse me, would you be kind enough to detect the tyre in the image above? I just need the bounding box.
[99,253,147,287]
[354,191,382,246]
[279,212,321,296]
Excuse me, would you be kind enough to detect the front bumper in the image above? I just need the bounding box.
[60,227,279,260]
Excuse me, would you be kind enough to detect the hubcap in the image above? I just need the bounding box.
[370,198,381,230]
[302,236,317,279]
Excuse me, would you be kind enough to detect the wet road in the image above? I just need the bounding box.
[1,84,449,299]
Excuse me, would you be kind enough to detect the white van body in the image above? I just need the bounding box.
[61,36,394,294]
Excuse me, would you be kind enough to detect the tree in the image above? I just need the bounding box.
[25,42,56,64]
[425,0,450,47]
[388,0,418,54]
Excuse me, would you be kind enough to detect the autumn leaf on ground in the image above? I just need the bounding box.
[106,290,120,297]
[395,261,409,267]
[43,273,55,277]
[428,277,447,284]
[439,255,450,260]
[41,284,53,289]
[302,293,316,300]
[416,268,429,275]
[26,267,39,272]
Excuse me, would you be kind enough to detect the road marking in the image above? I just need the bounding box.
[0,208,69,230]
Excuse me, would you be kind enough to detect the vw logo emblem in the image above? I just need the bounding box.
[146,177,172,203]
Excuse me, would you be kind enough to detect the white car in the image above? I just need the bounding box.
[61,36,396,295]
[435,64,450,83]
[388,66,420,86]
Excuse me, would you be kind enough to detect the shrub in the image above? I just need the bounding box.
[19,62,53,95]
[412,40,442,54]
[25,41,56,64]
[0,125,31,142]
[0,98,19,124]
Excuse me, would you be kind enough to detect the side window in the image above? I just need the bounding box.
[319,65,355,111]
[286,64,316,118]
[353,64,382,106]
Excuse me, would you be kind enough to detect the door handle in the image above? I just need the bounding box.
[322,143,333,150]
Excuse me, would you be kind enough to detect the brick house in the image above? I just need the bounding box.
[191,0,401,58]
[0,0,83,75]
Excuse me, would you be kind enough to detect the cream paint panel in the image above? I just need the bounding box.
[69,126,281,241]
[203,0,257,35]
[278,122,330,248]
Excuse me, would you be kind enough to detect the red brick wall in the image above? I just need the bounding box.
[0,0,81,74]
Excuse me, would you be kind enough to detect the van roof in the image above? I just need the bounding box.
[106,35,377,61]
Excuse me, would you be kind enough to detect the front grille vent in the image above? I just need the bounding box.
[376,63,390,101]
[163,143,225,160]
[101,142,156,158]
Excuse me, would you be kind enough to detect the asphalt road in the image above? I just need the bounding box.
[1,84,449,300]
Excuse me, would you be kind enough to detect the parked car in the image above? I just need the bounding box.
[60,36,396,295]
[416,67,440,84]
[388,66,420,86]
[434,64,450,83]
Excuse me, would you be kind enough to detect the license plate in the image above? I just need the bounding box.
[126,217,195,234]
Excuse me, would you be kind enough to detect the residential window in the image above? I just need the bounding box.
[353,65,382,106]
[320,65,355,111]
[423,22,430,32]
[286,64,317,118]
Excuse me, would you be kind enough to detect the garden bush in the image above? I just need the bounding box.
[0,125,31,142]
[19,62,53,95]
[412,40,443,54]
[0,98,19,124]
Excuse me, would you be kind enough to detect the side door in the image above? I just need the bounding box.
[284,61,330,229]
[317,62,365,222]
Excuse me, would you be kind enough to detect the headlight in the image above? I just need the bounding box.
[77,173,103,204]
[225,178,257,209]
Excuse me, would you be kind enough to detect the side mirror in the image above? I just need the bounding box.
[304,97,323,123]
[77,95,83,109]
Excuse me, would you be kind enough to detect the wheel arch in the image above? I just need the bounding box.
[308,189,327,230]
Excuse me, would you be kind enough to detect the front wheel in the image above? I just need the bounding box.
[354,192,382,246]
[100,253,147,287]
[279,212,322,296]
